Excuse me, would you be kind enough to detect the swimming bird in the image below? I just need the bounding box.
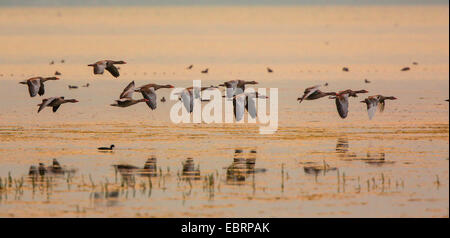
[297,85,336,103]
[219,80,258,99]
[360,95,397,120]
[364,79,371,83]
[401,67,410,71]
[19,77,59,97]
[68,85,78,89]
[412,62,418,65]
[82,83,90,87]
[267,67,273,73]
[49,60,54,65]
[330,89,368,119]
[87,60,126,78]
[161,97,166,102]
[98,144,115,151]
[233,92,268,121]
[37,97,78,113]
[55,71,61,76]
[134,83,174,110]
[186,65,193,70]
[111,81,149,107]
[201,68,209,74]
[342,67,349,72]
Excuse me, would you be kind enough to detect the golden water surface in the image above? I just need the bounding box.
[0,5,448,217]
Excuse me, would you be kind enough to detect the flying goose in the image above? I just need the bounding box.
[219,80,258,99]
[20,77,59,97]
[111,81,149,107]
[88,60,126,78]
[297,85,336,103]
[37,97,78,113]
[233,92,268,121]
[330,89,368,119]
[360,95,397,119]
[177,86,218,113]
[134,83,174,110]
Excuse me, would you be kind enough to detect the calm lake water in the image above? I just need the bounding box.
[0,5,448,217]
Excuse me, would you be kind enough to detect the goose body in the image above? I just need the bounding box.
[297,85,336,103]
[110,81,148,108]
[88,60,126,78]
[177,86,218,113]
[220,80,258,99]
[331,89,368,119]
[20,77,59,97]
[233,92,268,121]
[201,68,209,74]
[37,97,78,113]
[361,95,397,119]
[134,83,174,110]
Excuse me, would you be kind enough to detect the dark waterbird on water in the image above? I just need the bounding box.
[364,79,371,83]
[201,68,209,74]
[267,67,273,73]
[55,71,61,76]
[98,144,115,151]
[401,67,410,71]
[342,67,349,72]
[186,64,193,70]
[68,85,78,89]
[88,60,126,78]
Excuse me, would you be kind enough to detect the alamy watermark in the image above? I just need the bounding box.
[169,80,278,134]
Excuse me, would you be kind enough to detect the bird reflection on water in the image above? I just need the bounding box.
[225,149,266,185]
[182,158,201,181]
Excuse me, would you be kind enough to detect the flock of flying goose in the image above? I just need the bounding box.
[19,59,409,120]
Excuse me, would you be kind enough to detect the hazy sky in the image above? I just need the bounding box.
[0,0,448,6]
